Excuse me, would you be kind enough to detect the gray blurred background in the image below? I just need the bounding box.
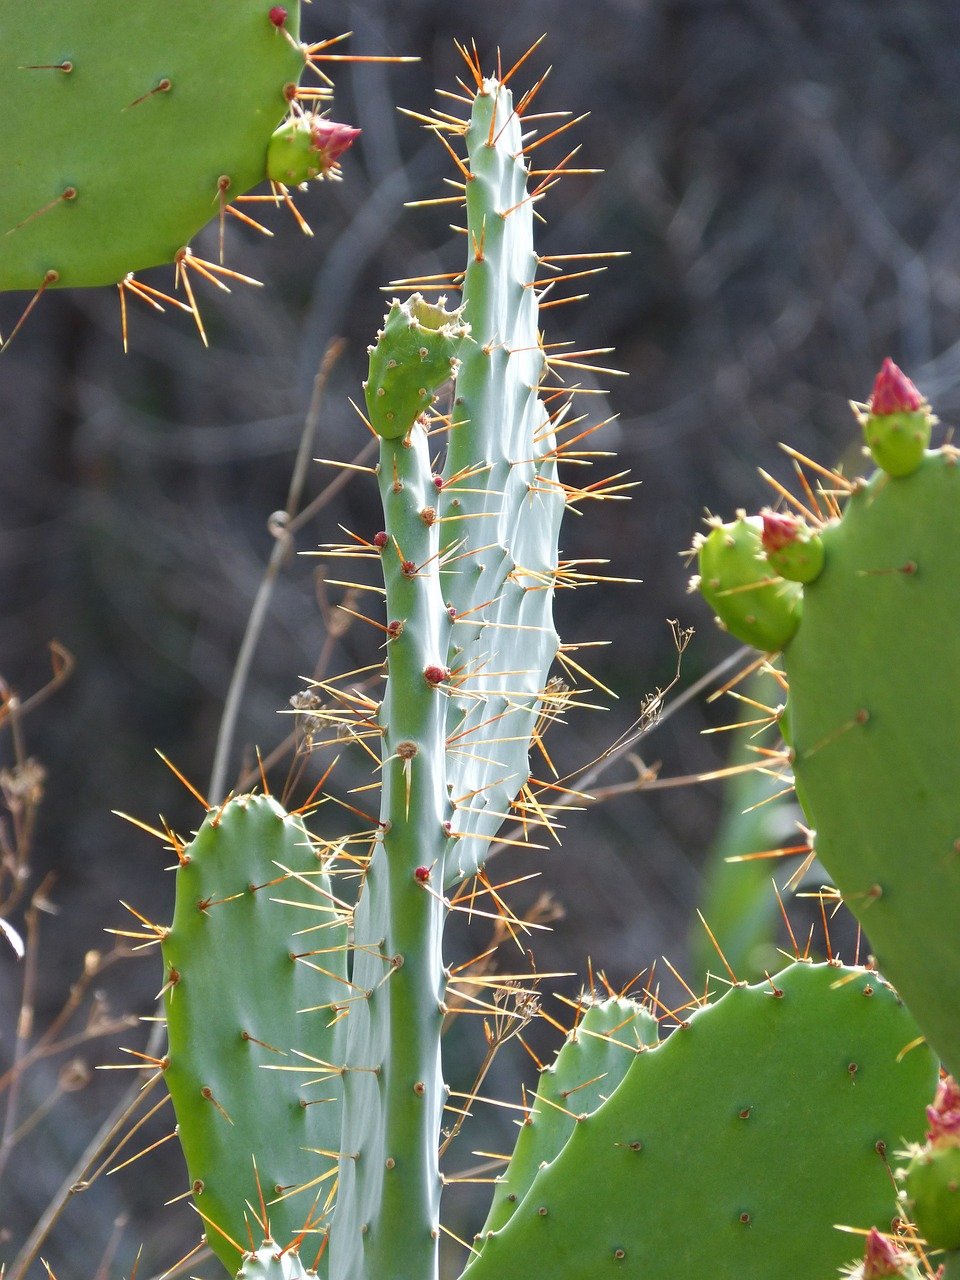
[3,0,960,1275]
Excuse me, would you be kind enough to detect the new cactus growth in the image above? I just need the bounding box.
[695,512,802,650]
[363,295,469,439]
[902,1075,960,1251]
[236,1238,313,1280]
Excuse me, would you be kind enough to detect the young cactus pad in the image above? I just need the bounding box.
[695,513,802,651]
[477,996,659,1242]
[0,0,302,291]
[161,794,346,1274]
[464,962,936,1280]
[363,294,470,438]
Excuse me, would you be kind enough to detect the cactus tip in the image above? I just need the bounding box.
[869,358,923,417]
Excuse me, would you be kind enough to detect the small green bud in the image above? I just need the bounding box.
[694,513,802,652]
[267,116,361,186]
[760,509,825,583]
[857,358,932,477]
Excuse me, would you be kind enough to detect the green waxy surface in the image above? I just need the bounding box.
[698,515,802,651]
[904,1145,960,1250]
[162,795,346,1275]
[783,450,960,1074]
[479,998,659,1242]
[863,409,931,477]
[237,1240,313,1280]
[765,528,825,584]
[363,294,470,438]
[464,962,936,1280]
[0,1,302,290]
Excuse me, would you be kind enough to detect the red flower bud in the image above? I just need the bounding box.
[311,120,362,173]
[861,1227,910,1278]
[926,1074,960,1146]
[414,865,431,883]
[373,531,389,549]
[423,665,448,685]
[268,6,288,27]
[761,511,801,553]
[870,358,923,416]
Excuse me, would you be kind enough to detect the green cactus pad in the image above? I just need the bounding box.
[0,1,302,290]
[696,514,802,651]
[161,795,346,1275]
[903,1145,960,1250]
[237,1239,313,1280]
[478,997,659,1241]
[783,448,960,1075]
[363,294,470,439]
[464,962,936,1280]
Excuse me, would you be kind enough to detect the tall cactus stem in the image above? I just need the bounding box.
[329,425,450,1280]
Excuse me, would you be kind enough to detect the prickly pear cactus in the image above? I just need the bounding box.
[327,61,571,1280]
[161,794,347,1274]
[0,2,307,292]
[478,996,658,1241]
[464,962,936,1280]
[693,360,960,1079]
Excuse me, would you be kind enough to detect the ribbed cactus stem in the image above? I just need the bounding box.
[439,79,562,886]
[330,69,565,1280]
[329,426,449,1280]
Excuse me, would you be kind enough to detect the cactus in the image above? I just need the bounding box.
[95,44,959,1280]
[326,59,570,1280]
[477,996,659,1242]
[696,358,960,1080]
[464,962,936,1280]
[161,795,347,1274]
[690,668,804,983]
[1,2,301,290]
[236,1237,313,1280]
[0,1,365,346]
[695,360,960,1080]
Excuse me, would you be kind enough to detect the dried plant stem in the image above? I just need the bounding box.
[207,339,347,804]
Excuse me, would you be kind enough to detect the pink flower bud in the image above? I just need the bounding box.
[373,531,389,549]
[761,511,801,553]
[311,120,362,173]
[268,6,288,27]
[861,1227,910,1278]
[926,1074,960,1146]
[423,665,448,686]
[870,358,923,416]
[414,865,431,883]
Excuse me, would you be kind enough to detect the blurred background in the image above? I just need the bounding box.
[3,0,960,1274]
